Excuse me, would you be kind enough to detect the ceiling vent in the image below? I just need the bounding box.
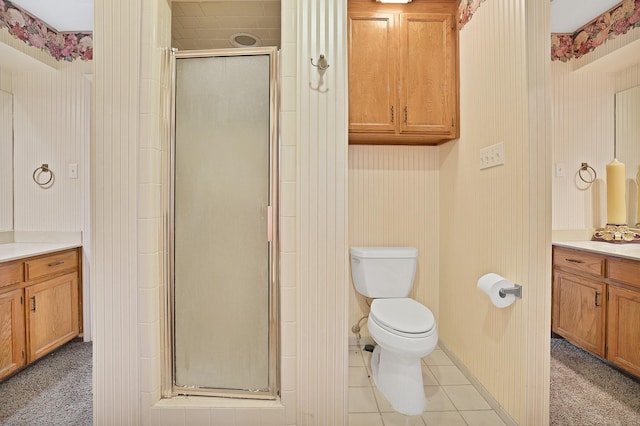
[229,33,262,48]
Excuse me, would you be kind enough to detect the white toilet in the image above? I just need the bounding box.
[350,246,438,415]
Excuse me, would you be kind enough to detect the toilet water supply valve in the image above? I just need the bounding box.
[352,315,367,335]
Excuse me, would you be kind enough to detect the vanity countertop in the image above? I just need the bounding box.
[0,242,82,263]
[553,240,640,262]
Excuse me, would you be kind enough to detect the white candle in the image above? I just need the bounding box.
[606,159,626,225]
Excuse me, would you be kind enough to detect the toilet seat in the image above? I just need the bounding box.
[370,298,435,338]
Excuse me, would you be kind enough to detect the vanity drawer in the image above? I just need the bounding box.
[553,247,605,278]
[0,262,23,289]
[25,250,78,281]
[608,259,640,289]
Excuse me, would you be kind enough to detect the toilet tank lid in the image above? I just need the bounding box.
[350,246,418,259]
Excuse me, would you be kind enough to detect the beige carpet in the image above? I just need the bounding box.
[0,341,92,426]
[551,338,640,426]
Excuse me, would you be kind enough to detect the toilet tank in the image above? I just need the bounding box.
[350,247,418,298]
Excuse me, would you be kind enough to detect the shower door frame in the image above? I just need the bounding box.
[163,47,280,400]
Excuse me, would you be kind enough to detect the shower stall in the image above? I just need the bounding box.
[164,47,279,399]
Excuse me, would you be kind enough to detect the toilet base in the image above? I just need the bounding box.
[370,345,426,415]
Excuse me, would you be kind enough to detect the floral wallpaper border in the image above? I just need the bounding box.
[0,0,92,62]
[458,0,640,62]
[551,0,640,62]
[459,0,487,29]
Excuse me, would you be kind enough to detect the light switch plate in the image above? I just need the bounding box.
[480,142,505,170]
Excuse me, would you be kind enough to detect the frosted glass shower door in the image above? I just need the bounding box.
[171,49,278,397]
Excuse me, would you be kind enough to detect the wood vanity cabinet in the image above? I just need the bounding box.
[348,0,459,145]
[552,246,640,377]
[552,270,606,357]
[0,287,26,379]
[0,248,81,381]
[606,259,640,377]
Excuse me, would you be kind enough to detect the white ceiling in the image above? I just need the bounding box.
[10,0,93,32]
[171,1,281,50]
[550,0,622,33]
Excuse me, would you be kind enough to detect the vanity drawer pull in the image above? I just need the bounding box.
[565,258,584,264]
[25,250,77,281]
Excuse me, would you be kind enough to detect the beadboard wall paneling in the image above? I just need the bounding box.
[524,0,552,423]
[93,0,141,423]
[551,61,614,230]
[0,28,59,71]
[0,68,11,92]
[12,61,91,232]
[615,63,640,92]
[297,0,349,424]
[348,145,440,339]
[439,0,551,423]
[0,88,11,231]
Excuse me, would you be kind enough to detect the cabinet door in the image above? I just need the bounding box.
[25,273,79,363]
[0,289,25,380]
[607,285,640,376]
[348,12,398,134]
[552,271,606,357]
[399,13,455,136]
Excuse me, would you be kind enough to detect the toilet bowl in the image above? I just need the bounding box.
[350,247,438,415]
[367,298,438,415]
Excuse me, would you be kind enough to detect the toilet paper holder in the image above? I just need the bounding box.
[499,284,522,299]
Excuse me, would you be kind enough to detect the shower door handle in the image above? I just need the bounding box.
[267,205,273,242]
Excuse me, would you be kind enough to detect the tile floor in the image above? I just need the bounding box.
[349,344,507,426]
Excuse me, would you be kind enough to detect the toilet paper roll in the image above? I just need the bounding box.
[477,273,516,308]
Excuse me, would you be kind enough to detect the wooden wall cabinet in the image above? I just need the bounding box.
[552,246,640,377]
[0,248,81,381]
[348,1,459,145]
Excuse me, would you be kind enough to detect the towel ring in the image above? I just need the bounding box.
[33,163,55,188]
[578,162,596,184]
